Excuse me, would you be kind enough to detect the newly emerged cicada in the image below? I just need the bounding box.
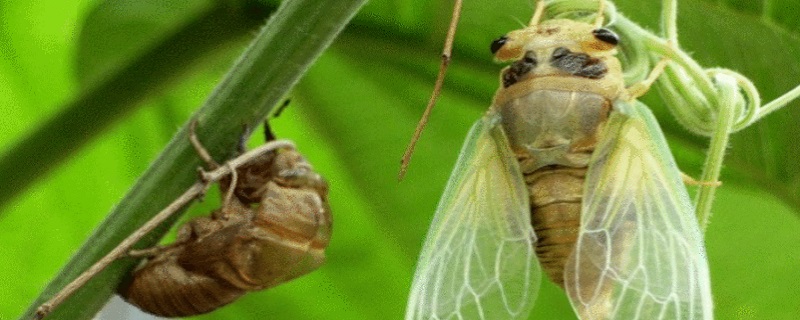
[404,1,712,319]
[119,123,332,317]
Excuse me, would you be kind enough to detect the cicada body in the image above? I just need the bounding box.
[405,3,712,320]
[119,137,331,317]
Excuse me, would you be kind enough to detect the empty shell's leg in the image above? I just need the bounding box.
[263,120,277,142]
[222,163,239,210]
[127,245,176,258]
[190,120,220,169]
[237,124,252,155]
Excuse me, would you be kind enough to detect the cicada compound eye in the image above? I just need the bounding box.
[592,28,619,45]
[490,35,508,54]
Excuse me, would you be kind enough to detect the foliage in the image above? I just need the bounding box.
[1,0,799,319]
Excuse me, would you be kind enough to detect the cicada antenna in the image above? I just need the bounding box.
[398,0,464,181]
[594,0,607,28]
[528,0,547,27]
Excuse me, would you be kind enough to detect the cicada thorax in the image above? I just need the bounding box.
[119,144,332,317]
[491,19,624,287]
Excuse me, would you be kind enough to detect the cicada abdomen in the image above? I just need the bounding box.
[118,208,251,317]
[525,167,585,285]
[492,20,621,287]
[119,134,331,317]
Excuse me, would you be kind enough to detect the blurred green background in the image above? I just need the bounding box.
[2,0,800,319]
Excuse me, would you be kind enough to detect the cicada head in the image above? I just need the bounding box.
[492,19,618,62]
[489,19,624,93]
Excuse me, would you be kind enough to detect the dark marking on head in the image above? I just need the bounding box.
[550,47,607,79]
[537,27,560,35]
[490,35,508,54]
[502,51,537,87]
[577,63,608,79]
[592,28,619,45]
[552,47,570,60]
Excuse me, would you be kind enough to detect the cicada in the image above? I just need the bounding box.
[119,123,332,317]
[404,1,713,319]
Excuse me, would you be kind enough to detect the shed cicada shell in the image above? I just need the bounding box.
[119,123,332,317]
[404,1,713,319]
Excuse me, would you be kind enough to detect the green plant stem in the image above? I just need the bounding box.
[661,0,678,43]
[696,74,738,230]
[755,83,800,122]
[19,0,367,319]
[616,18,720,108]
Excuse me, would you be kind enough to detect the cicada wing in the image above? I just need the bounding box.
[405,112,541,320]
[565,101,713,320]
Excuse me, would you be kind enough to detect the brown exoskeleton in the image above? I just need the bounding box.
[118,122,331,317]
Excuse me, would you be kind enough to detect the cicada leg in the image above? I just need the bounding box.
[625,58,669,100]
[236,123,252,155]
[219,163,239,213]
[528,0,546,27]
[127,245,177,258]
[263,120,277,142]
[190,119,265,215]
[189,119,221,169]
[681,172,722,187]
[125,208,238,258]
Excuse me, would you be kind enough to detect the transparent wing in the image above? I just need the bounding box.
[405,112,541,320]
[565,101,713,320]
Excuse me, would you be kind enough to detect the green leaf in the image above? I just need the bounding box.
[2,0,799,320]
[0,1,274,210]
[75,0,218,88]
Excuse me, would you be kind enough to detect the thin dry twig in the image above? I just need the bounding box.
[398,0,463,181]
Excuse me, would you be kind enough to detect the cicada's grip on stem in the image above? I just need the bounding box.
[119,143,331,317]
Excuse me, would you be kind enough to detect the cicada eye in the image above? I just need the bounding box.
[490,35,508,54]
[592,28,619,45]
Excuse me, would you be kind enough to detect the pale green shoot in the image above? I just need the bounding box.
[545,0,800,230]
